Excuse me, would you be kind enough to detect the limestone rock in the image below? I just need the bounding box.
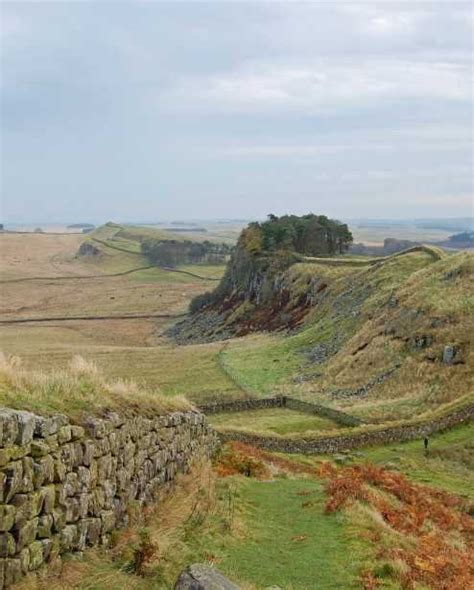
[0,533,16,558]
[174,563,240,590]
[442,345,457,364]
[0,506,16,532]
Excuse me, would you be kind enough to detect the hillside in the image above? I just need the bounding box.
[1,220,473,590]
[172,225,473,425]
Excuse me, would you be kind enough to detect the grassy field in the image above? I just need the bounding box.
[3,224,472,590]
[0,230,237,402]
[209,407,340,435]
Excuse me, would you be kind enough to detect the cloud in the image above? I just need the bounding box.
[1,0,472,221]
[163,58,471,114]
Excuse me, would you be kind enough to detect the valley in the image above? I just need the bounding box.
[0,219,472,590]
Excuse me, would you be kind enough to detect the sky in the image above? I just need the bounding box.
[1,0,473,223]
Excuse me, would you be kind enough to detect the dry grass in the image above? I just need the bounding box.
[0,233,86,279]
[0,352,190,419]
[319,462,474,589]
[0,231,237,403]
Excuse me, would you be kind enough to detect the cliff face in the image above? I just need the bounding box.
[169,244,330,343]
[170,215,355,343]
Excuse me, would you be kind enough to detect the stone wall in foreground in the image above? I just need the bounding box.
[0,408,218,588]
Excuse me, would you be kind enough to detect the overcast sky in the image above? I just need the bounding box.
[1,1,473,223]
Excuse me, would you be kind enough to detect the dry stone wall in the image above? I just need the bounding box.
[0,408,218,589]
[218,402,474,454]
[199,396,363,427]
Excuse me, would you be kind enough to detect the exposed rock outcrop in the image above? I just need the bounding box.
[77,242,101,257]
[174,563,240,590]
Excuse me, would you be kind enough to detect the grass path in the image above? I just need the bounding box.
[219,477,371,589]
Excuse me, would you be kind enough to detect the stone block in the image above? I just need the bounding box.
[57,425,72,444]
[40,538,53,562]
[108,432,119,455]
[60,524,77,551]
[52,507,66,533]
[45,434,59,452]
[100,510,116,533]
[64,471,79,496]
[37,514,53,539]
[19,547,30,574]
[28,540,44,570]
[0,410,19,446]
[12,517,38,551]
[59,443,77,471]
[70,425,85,440]
[94,437,110,457]
[0,472,6,503]
[47,536,60,561]
[30,440,50,458]
[21,457,35,493]
[0,505,16,532]
[0,449,10,469]
[0,533,15,558]
[11,490,43,519]
[76,466,91,491]
[71,444,83,469]
[41,484,56,514]
[100,480,116,510]
[174,563,240,590]
[84,417,109,439]
[53,455,67,482]
[88,487,105,516]
[33,455,55,488]
[55,483,67,506]
[3,557,22,587]
[3,460,23,502]
[34,414,68,438]
[63,497,80,522]
[82,518,102,545]
[13,411,36,446]
[97,454,113,480]
[77,493,90,519]
[82,441,95,466]
[443,345,457,364]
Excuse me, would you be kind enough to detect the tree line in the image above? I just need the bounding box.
[242,214,353,256]
[141,238,233,267]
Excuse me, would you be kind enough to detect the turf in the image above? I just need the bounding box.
[209,407,340,435]
[217,476,373,589]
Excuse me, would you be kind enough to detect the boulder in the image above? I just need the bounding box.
[442,345,457,364]
[174,563,240,590]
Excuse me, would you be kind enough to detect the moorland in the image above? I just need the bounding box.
[0,216,472,589]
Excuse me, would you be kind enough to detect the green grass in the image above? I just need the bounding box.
[216,476,373,589]
[353,422,474,497]
[209,408,340,436]
[289,422,474,498]
[221,334,304,396]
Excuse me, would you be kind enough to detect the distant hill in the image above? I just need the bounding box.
[67,223,96,229]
